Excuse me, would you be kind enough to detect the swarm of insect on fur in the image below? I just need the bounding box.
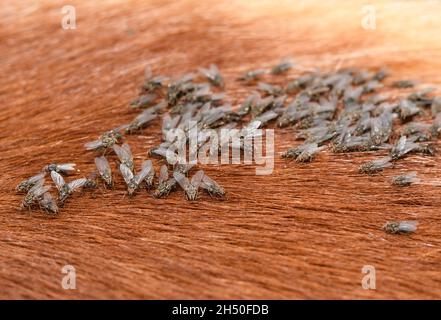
[16,60,441,218]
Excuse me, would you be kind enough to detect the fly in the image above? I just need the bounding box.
[143,160,155,189]
[237,69,266,82]
[120,160,152,196]
[391,80,416,89]
[199,64,224,87]
[83,172,98,190]
[153,165,176,198]
[113,143,134,171]
[392,171,420,187]
[130,93,158,109]
[236,92,259,117]
[258,82,282,96]
[43,163,76,175]
[39,192,59,215]
[124,109,158,134]
[390,136,418,160]
[51,171,87,205]
[200,173,226,198]
[270,59,293,75]
[21,179,51,210]
[382,221,418,234]
[94,156,113,188]
[84,128,123,152]
[173,170,204,201]
[16,172,46,193]
[141,67,169,92]
[359,156,393,174]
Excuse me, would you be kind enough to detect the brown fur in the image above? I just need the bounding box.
[1,0,441,299]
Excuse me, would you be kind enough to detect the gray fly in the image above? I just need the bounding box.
[359,156,393,174]
[236,91,259,117]
[173,170,204,201]
[237,69,266,82]
[200,173,226,198]
[113,143,134,172]
[270,59,293,75]
[39,192,59,215]
[153,165,176,198]
[120,160,153,197]
[83,172,98,190]
[130,93,158,109]
[199,64,224,87]
[382,221,418,234]
[84,128,123,152]
[43,163,76,175]
[391,80,416,89]
[143,160,155,189]
[392,171,420,187]
[124,109,159,134]
[390,136,419,160]
[16,172,46,193]
[94,156,113,188]
[282,143,324,162]
[141,67,169,92]
[51,171,87,205]
[21,179,51,210]
[258,82,283,96]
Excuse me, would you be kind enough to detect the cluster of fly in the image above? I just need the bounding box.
[16,60,440,228]
[16,163,81,215]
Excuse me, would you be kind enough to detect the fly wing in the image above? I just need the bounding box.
[254,110,279,125]
[201,174,217,189]
[175,163,194,175]
[51,171,65,190]
[395,136,407,153]
[119,164,134,185]
[84,140,103,150]
[122,143,132,155]
[27,178,45,196]
[32,185,51,198]
[190,170,205,188]
[41,192,59,214]
[151,75,169,84]
[158,165,169,184]
[28,172,46,184]
[406,171,418,179]
[135,112,157,126]
[57,163,76,173]
[242,120,262,139]
[375,156,393,168]
[135,160,153,185]
[150,147,168,158]
[405,171,421,184]
[68,178,87,192]
[173,171,190,190]
[398,221,419,233]
[113,143,133,164]
[151,100,167,113]
[94,156,111,176]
